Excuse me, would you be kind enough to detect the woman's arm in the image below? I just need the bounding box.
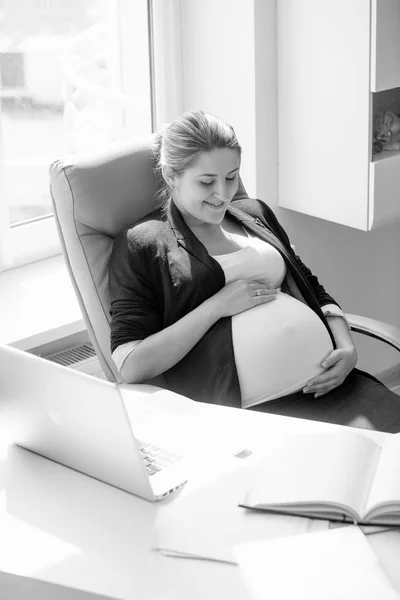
[292,253,339,308]
[120,295,219,383]
[120,279,277,383]
[326,315,356,350]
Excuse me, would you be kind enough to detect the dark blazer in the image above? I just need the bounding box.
[109,198,339,407]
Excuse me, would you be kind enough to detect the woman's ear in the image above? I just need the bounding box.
[162,166,175,189]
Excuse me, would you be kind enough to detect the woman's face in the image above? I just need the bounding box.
[171,148,240,227]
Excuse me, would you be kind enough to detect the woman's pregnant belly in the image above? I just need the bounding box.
[232,291,334,408]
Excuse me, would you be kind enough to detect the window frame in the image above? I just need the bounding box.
[0,0,182,273]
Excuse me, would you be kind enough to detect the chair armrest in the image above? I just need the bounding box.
[346,313,400,353]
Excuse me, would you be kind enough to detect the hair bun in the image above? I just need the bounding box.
[152,122,171,161]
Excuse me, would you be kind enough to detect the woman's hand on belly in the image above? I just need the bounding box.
[302,347,358,398]
[208,279,278,320]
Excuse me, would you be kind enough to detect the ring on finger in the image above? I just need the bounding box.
[255,289,261,297]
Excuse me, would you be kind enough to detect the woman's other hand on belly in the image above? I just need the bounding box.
[302,347,358,398]
[208,279,277,320]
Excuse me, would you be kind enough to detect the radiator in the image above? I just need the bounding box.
[45,342,101,376]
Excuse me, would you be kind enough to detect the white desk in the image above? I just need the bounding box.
[0,397,400,600]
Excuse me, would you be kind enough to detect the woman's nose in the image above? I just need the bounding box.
[213,182,229,201]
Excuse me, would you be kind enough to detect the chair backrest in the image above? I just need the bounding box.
[49,137,248,383]
[49,137,162,382]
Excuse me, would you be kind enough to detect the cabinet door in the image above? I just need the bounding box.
[369,154,400,228]
[371,0,400,92]
[277,0,370,230]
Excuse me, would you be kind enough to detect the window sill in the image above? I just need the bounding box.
[0,254,85,350]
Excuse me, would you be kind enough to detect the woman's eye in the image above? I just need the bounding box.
[199,175,237,186]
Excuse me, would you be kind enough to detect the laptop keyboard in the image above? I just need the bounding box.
[137,440,183,476]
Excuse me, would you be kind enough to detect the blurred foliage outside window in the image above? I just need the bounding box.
[0,0,137,225]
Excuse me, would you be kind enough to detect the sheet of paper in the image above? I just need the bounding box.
[234,526,399,600]
[153,461,329,564]
[368,528,400,592]
[365,433,400,517]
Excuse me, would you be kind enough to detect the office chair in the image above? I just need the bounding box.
[49,137,400,387]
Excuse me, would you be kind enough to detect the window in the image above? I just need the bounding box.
[0,0,154,271]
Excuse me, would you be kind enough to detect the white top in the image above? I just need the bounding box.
[112,233,345,408]
[214,234,286,289]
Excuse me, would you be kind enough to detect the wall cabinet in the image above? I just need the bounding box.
[277,0,400,230]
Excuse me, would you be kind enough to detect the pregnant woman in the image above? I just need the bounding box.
[109,109,400,432]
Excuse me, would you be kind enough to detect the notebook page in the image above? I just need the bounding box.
[242,432,380,519]
[364,433,400,519]
[234,526,399,600]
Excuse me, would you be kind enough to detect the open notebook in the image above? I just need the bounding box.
[239,430,400,526]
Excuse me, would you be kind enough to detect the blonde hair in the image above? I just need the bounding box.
[153,109,241,204]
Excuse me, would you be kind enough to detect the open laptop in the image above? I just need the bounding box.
[0,343,190,501]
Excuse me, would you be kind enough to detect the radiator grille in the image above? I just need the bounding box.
[46,342,96,367]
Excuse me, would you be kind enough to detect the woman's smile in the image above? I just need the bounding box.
[203,199,226,209]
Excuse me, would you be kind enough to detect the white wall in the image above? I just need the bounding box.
[180,0,400,375]
[180,0,257,197]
